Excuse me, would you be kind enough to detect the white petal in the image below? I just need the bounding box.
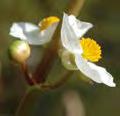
[68,14,93,38]
[10,22,39,40]
[61,13,82,54]
[10,22,58,45]
[75,54,116,87]
[39,22,59,44]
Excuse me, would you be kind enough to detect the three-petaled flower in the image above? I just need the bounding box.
[10,16,60,45]
[61,13,116,87]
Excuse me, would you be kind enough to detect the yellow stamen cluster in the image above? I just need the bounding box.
[80,38,102,62]
[39,16,60,31]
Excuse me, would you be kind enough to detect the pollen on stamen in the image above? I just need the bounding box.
[80,38,102,62]
[39,16,60,31]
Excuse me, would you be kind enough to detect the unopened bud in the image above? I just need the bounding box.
[60,50,77,70]
[9,40,31,63]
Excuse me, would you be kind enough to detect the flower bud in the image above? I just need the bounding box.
[9,40,31,63]
[60,49,77,70]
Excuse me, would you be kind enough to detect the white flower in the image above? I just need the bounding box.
[61,13,116,87]
[61,13,93,54]
[10,17,60,45]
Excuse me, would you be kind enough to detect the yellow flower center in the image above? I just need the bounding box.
[39,16,60,31]
[80,38,102,62]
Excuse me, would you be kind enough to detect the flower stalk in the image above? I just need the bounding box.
[40,70,73,90]
[21,62,36,85]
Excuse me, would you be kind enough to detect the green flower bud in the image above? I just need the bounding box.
[9,40,31,63]
[60,49,77,70]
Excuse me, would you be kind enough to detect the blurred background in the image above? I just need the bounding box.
[0,0,120,116]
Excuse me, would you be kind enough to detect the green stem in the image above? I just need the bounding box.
[15,90,29,116]
[15,70,73,115]
[15,87,42,116]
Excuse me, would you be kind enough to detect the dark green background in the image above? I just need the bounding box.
[0,0,120,116]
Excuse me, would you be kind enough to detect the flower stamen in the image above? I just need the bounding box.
[80,38,102,62]
[39,16,60,31]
